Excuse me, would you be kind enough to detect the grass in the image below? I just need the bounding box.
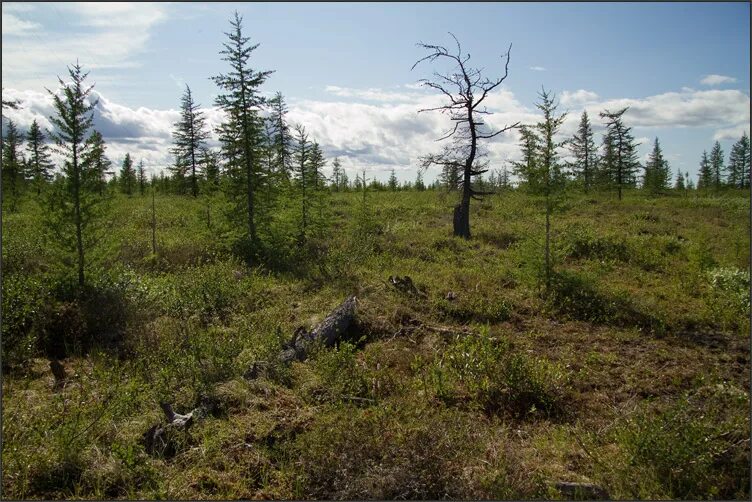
[2,187,749,499]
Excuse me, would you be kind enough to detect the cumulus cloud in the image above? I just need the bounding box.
[3,82,749,182]
[700,74,737,86]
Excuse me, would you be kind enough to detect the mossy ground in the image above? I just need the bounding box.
[2,188,749,499]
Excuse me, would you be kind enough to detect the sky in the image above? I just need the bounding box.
[2,2,750,184]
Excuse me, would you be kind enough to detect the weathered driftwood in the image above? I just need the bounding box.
[49,359,67,390]
[555,482,610,500]
[279,295,358,364]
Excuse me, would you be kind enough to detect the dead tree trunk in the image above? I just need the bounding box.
[279,295,358,364]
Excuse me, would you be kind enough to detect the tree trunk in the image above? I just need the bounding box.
[453,203,470,238]
[73,145,85,287]
[545,196,551,292]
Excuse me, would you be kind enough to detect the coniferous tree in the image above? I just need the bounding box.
[415,169,426,191]
[292,124,313,245]
[119,153,136,195]
[533,88,567,292]
[2,119,26,211]
[599,107,640,200]
[388,168,398,191]
[512,125,540,192]
[80,130,111,196]
[340,169,349,191]
[46,62,102,287]
[674,168,685,191]
[331,157,343,191]
[172,84,209,197]
[268,91,292,178]
[709,141,724,189]
[697,150,712,190]
[25,119,54,196]
[201,147,221,194]
[137,159,146,196]
[643,137,671,194]
[212,11,273,247]
[568,110,598,191]
[686,172,696,190]
[727,132,750,189]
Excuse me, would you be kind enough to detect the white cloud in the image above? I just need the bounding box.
[3,82,748,182]
[713,123,750,142]
[529,66,546,72]
[1,13,41,36]
[560,89,600,107]
[700,74,737,86]
[2,3,169,91]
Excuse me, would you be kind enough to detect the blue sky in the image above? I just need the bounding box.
[2,2,750,183]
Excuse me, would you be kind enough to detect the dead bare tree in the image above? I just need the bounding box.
[412,33,518,238]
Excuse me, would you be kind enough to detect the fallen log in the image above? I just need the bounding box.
[279,295,358,364]
[555,481,610,500]
[246,296,358,380]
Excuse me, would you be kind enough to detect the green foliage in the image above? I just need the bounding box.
[611,384,749,499]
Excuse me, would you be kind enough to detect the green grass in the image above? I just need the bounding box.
[2,188,749,499]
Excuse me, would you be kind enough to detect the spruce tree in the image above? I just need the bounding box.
[710,141,725,190]
[45,62,101,287]
[137,159,146,196]
[697,150,712,190]
[512,125,540,192]
[25,119,54,196]
[415,169,426,191]
[388,168,398,191]
[80,130,111,196]
[674,168,685,191]
[2,119,26,211]
[172,84,209,197]
[292,124,312,245]
[331,157,343,191]
[599,107,640,200]
[212,11,273,247]
[120,153,136,195]
[568,110,598,191]
[727,132,750,189]
[268,91,292,178]
[709,141,724,189]
[643,137,670,194]
[686,172,696,190]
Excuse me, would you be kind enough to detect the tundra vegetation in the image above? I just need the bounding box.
[1,16,750,500]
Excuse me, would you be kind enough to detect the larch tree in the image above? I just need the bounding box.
[25,119,55,196]
[533,88,567,292]
[412,33,518,238]
[2,119,26,211]
[46,62,100,287]
[599,107,640,200]
[643,137,671,194]
[709,141,724,189]
[119,153,136,195]
[211,11,273,248]
[172,84,209,197]
[568,110,598,192]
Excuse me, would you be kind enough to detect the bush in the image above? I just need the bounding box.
[612,384,749,499]
[428,328,571,418]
